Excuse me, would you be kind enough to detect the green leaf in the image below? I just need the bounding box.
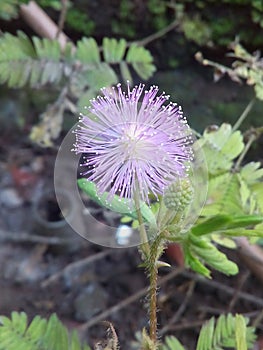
[220,228,263,238]
[201,123,244,175]
[0,311,91,350]
[161,336,186,350]
[235,314,247,350]
[251,182,263,213]
[32,37,61,61]
[126,44,156,80]
[120,61,133,84]
[211,233,237,249]
[183,243,211,277]
[192,215,233,235]
[196,313,256,350]
[202,173,244,216]
[75,37,100,64]
[186,233,238,276]
[240,162,263,184]
[192,214,263,236]
[197,317,215,350]
[0,31,69,88]
[84,62,117,90]
[77,178,157,227]
[102,38,127,63]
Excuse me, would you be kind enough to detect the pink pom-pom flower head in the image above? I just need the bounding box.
[74,83,193,204]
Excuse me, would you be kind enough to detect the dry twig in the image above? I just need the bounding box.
[79,267,185,333]
[20,1,70,49]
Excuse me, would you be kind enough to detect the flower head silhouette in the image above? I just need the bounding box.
[74,83,193,203]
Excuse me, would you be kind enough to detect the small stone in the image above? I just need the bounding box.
[0,188,23,208]
[74,283,107,321]
[115,225,133,246]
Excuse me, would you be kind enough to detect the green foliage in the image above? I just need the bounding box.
[126,44,156,80]
[179,123,263,277]
[0,312,91,350]
[36,0,62,11]
[196,123,263,216]
[196,314,255,350]
[0,31,70,88]
[177,0,263,48]
[192,214,263,236]
[0,32,155,89]
[66,8,95,36]
[181,14,212,46]
[160,314,256,350]
[0,31,155,145]
[183,232,238,277]
[0,312,256,350]
[0,0,28,20]
[160,336,186,350]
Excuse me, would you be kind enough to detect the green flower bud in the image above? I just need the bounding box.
[163,178,193,211]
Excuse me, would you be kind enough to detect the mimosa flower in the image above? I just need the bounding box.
[74,83,193,203]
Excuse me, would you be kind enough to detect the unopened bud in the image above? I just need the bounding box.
[163,178,193,211]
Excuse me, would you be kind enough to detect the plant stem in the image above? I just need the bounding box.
[234,133,257,170]
[233,98,255,131]
[133,188,150,258]
[149,262,158,343]
[133,183,159,344]
[135,19,179,47]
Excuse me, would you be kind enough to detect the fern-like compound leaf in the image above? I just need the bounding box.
[198,123,244,175]
[161,336,186,350]
[192,214,263,236]
[25,315,47,345]
[84,62,117,90]
[0,31,70,88]
[102,38,127,63]
[126,44,156,80]
[190,233,238,275]
[32,37,61,60]
[235,315,247,350]
[183,242,211,277]
[0,312,91,350]
[196,314,256,350]
[120,61,133,84]
[75,37,100,64]
[240,162,263,185]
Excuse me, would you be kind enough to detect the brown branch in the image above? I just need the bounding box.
[56,0,68,39]
[182,270,263,307]
[135,19,180,47]
[19,1,70,50]
[0,228,74,245]
[227,270,250,312]
[41,249,113,288]
[159,280,195,335]
[79,267,185,333]
[236,237,263,285]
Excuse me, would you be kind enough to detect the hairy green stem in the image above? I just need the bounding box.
[134,183,161,344]
[133,188,150,258]
[147,232,165,344]
[149,263,158,343]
